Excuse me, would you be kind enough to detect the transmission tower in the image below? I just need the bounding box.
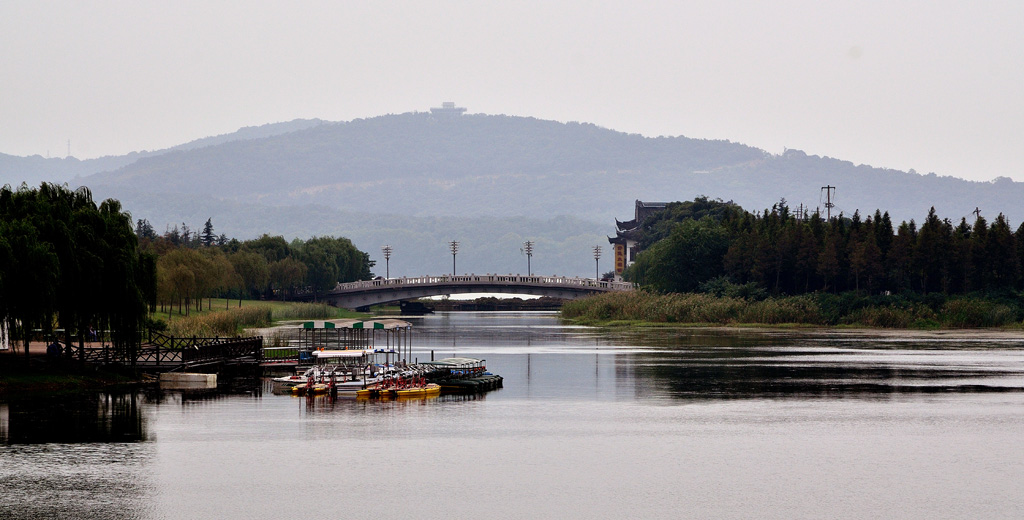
[821,185,836,220]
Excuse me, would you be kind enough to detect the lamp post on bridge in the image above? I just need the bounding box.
[449,240,459,276]
[523,240,534,276]
[593,245,602,281]
[381,245,392,279]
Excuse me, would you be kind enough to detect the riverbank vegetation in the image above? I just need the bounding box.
[157,300,364,337]
[1,183,374,360]
[138,222,373,315]
[571,197,1024,328]
[0,184,155,358]
[562,289,1024,328]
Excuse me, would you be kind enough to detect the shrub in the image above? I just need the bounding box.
[940,299,1017,327]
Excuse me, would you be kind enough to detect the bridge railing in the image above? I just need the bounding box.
[333,275,635,292]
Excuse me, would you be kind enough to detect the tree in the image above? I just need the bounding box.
[269,257,308,299]
[229,251,269,304]
[201,218,216,247]
[135,218,156,240]
[914,208,948,294]
[817,231,841,293]
[983,214,1019,290]
[628,217,729,293]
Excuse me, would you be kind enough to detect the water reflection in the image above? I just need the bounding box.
[4,313,1024,519]
[0,392,148,444]
[411,312,1024,400]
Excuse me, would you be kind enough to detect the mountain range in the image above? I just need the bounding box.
[2,110,1022,277]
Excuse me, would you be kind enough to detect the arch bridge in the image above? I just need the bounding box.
[315,275,634,310]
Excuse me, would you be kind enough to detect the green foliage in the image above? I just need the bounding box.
[940,299,1018,328]
[563,290,1024,329]
[698,276,768,301]
[151,231,372,310]
[0,183,154,357]
[637,197,743,249]
[628,217,729,293]
[624,198,1024,299]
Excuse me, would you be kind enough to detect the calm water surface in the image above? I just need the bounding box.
[3,312,1024,519]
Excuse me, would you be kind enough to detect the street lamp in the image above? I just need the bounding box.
[449,240,459,276]
[593,245,602,280]
[523,240,534,276]
[381,245,392,279]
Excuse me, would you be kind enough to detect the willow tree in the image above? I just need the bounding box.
[0,183,154,363]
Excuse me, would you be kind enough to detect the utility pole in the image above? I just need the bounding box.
[593,245,602,280]
[381,245,392,279]
[523,240,534,276]
[449,240,459,276]
[821,185,836,220]
[973,207,982,219]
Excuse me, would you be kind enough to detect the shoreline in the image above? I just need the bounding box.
[0,343,143,398]
[559,318,1024,339]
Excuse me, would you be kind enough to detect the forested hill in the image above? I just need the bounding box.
[64,111,1024,225]
[77,113,764,221]
[0,119,324,187]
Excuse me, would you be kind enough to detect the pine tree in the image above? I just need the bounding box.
[201,218,216,247]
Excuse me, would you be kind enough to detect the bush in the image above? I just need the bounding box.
[940,299,1018,327]
[739,296,822,325]
[698,276,769,301]
[562,290,1024,329]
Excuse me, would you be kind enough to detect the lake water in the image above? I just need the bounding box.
[3,311,1024,519]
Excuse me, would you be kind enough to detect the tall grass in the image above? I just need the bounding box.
[162,302,351,337]
[940,299,1017,327]
[167,306,273,337]
[562,290,1024,328]
[270,302,338,320]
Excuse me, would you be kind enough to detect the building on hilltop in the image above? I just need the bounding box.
[608,200,668,278]
[430,101,467,117]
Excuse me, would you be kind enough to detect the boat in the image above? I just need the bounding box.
[279,349,396,397]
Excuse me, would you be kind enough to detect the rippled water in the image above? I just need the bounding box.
[4,312,1024,519]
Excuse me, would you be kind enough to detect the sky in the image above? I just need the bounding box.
[2,1,1023,182]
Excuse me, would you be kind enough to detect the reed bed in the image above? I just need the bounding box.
[167,306,273,337]
[270,302,338,320]
[563,290,1024,328]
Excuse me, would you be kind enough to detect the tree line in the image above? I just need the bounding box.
[0,183,156,359]
[627,197,1024,297]
[136,219,373,315]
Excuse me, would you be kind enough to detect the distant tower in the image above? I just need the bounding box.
[430,101,467,117]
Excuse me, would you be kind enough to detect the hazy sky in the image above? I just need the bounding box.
[2,1,1023,182]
